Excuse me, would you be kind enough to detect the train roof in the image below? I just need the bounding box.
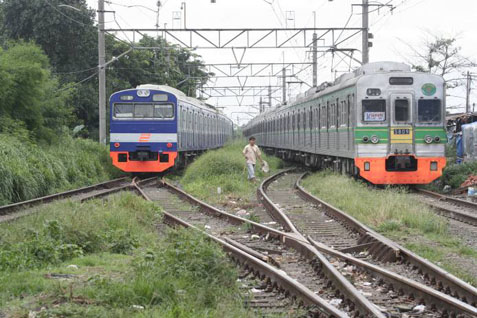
[244,61,444,127]
[134,84,228,117]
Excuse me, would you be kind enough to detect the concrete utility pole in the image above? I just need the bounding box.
[312,11,318,87]
[361,0,369,65]
[268,85,272,108]
[466,71,471,113]
[313,32,318,87]
[98,0,106,144]
[259,97,263,113]
[282,68,287,105]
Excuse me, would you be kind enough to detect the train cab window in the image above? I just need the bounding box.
[134,104,154,118]
[154,104,175,119]
[362,100,386,122]
[394,98,410,122]
[418,100,442,123]
[114,104,134,118]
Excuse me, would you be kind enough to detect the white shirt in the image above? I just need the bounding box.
[243,144,261,164]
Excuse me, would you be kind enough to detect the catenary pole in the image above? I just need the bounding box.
[362,0,369,64]
[98,0,106,144]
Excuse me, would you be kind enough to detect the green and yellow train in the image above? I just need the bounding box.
[243,62,447,185]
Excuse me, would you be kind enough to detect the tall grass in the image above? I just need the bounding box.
[0,193,161,271]
[301,171,448,235]
[0,134,122,205]
[0,193,257,317]
[180,139,283,203]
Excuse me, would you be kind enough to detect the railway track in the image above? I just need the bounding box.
[258,170,477,317]
[135,179,385,318]
[0,177,156,223]
[134,179,477,317]
[414,188,477,226]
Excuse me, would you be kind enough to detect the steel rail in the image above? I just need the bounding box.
[415,188,477,226]
[147,179,386,318]
[293,172,477,308]
[133,183,348,318]
[0,177,159,223]
[0,177,130,216]
[258,170,477,316]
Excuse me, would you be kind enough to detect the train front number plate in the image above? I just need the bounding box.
[394,129,410,135]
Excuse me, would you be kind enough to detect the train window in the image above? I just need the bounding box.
[134,104,154,118]
[154,104,175,119]
[418,100,442,123]
[114,104,134,118]
[394,98,409,122]
[362,100,386,122]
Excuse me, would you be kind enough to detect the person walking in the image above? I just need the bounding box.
[243,136,263,182]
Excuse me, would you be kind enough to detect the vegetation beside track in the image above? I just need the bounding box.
[0,193,258,317]
[179,139,284,204]
[0,134,122,206]
[302,171,477,286]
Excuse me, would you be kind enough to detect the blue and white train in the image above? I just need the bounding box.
[109,85,233,172]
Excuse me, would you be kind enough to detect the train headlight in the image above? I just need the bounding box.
[114,142,120,148]
[166,142,173,149]
[424,135,433,144]
[370,135,380,144]
[362,136,370,143]
[434,136,441,143]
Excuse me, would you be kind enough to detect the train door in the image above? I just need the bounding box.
[390,94,414,155]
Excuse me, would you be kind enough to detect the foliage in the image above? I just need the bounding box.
[0,194,257,317]
[406,34,476,89]
[0,193,160,271]
[180,139,283,203]
[301,171,448,235]
[107,35,212,99]
[0,0,213,138]
[0,41,74,141]
[0,134,122,205]
[440,161,477,189]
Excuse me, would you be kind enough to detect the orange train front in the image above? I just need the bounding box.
[243,62,447,185]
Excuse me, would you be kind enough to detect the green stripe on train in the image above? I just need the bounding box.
[354,127,389,144]
[414,128,447,144]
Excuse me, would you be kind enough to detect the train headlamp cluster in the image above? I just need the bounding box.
[363,135,379,144]
[424,135,441,144]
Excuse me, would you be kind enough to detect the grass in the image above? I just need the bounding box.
[301,171,447,235]
[0,134,123,205]
[179,139,284,204]
[301,171,477,286]
[0,193,268,317]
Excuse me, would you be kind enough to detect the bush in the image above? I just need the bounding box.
[82,229,250,318]
[0,193,161,271]
[180,139,283,202]
[0,134,122,205]
[440,161,477,189]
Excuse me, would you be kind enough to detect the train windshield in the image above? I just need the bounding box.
[418,100,441,123]
[114,103,175,120]
[394,99,410,122]
[362,100,386,122]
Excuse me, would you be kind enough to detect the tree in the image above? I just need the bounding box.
[0,42,74,143]
[1,0,98,137]
[406,35,476,89]
[106,35,212,98]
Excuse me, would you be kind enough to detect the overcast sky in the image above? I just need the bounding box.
[86,0,477,123]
